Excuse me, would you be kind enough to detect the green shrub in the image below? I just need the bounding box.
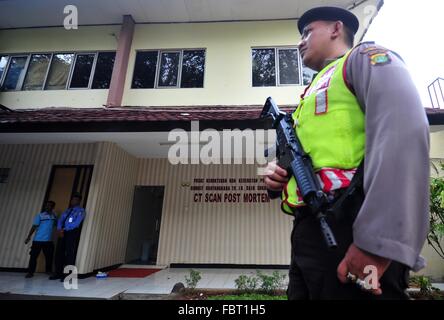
[185,269,202,289]
[234,274,259,292]
[256,270,286,293]
[234,271,286,294]
[429,162,444,259]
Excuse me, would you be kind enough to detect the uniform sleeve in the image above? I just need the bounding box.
[345,43,430,271]
[32,214,40,226]
[57,211,66,230]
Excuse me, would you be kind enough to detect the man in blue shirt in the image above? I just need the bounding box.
[49,193,86,281]
[24,200,57,278]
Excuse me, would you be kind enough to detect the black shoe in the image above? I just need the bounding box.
[25,273,33,278]
[49,274,61,280]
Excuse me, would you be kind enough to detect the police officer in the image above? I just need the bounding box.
[49,193,86,281]
[24,200,57,278]
[264,6,429,299]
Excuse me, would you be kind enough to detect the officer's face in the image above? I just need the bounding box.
[45,202,55,212]
[298,21,334,71]
[70,197,81,207]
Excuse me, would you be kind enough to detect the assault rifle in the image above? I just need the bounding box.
[261,97,337,249]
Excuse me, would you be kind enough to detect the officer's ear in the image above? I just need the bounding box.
[329,21,343,41]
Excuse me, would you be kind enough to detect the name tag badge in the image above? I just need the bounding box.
[68,217,73,223]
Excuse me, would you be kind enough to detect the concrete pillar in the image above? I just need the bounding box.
[106,15,135,107]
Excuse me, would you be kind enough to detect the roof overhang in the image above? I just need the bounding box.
[1,106,442,158]
[0,0,381,29]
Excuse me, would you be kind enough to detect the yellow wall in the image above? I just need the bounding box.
[124,20,303,107]
[0,21,305,109]
[430,130,444,159]
[0,26,120,109]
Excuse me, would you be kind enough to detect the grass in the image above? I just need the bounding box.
[207,293,287,300]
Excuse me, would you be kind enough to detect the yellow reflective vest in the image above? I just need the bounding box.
[281,51,365,214]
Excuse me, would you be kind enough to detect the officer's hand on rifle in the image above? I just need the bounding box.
[264,160,289,191]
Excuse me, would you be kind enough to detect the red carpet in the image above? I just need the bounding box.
[107,268,161,278]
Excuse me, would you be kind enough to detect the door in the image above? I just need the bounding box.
[125,186,165,265]
[36,165,93,272]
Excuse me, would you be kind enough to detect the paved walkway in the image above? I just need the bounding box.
[0,268,288,299]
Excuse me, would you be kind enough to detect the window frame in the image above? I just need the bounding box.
[132,48,206,89]
[68,52,98,90]
[251,46,302,87]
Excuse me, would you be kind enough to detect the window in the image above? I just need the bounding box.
[302,64,317,85]
[158,51,180,87]
[0,56,8,84]
[252,48,276,87]
[132,49,205,89]
[45,53,75,90]
[2,56,28,91]
[22,54,51,90]
[69,53,95,89]
[252,47,301,87]
[181,50,205,88]
[278,49,300,85]
[92,52,116,89]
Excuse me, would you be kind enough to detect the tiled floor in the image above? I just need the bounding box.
[0,272,143,299]
[0,268,289,299]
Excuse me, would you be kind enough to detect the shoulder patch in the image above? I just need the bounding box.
[369,52,391,66]
[357,45,392,66]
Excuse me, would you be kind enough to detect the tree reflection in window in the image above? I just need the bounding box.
[70,54,95,88]
[181,50,205,88]
[92,52,116,89]
[158,52,180,87]
[278,49,299,85]
[252,49,276,87]
[302,64,317,85]
[132,51,158,89]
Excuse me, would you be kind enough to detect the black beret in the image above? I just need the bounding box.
[298,6,359,35]
[71,192,83,200]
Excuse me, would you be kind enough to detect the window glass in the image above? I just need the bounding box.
[278,49,300,85]
[0,56,9,82]
[157,52,180,87]
[252,49,276,87]
[131,51,158,89]
[22,54,51,90]
[2,56,27,90]
[302,64,317,85]
[45,53,74,90]
[69,53,95,88]
[91,52,116,89]
[180,50,205,88]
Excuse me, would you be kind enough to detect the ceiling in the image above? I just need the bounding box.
[1,0,363,29]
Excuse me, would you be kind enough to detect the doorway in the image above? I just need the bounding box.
[36,165,93,272]
[125,186,165,265]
